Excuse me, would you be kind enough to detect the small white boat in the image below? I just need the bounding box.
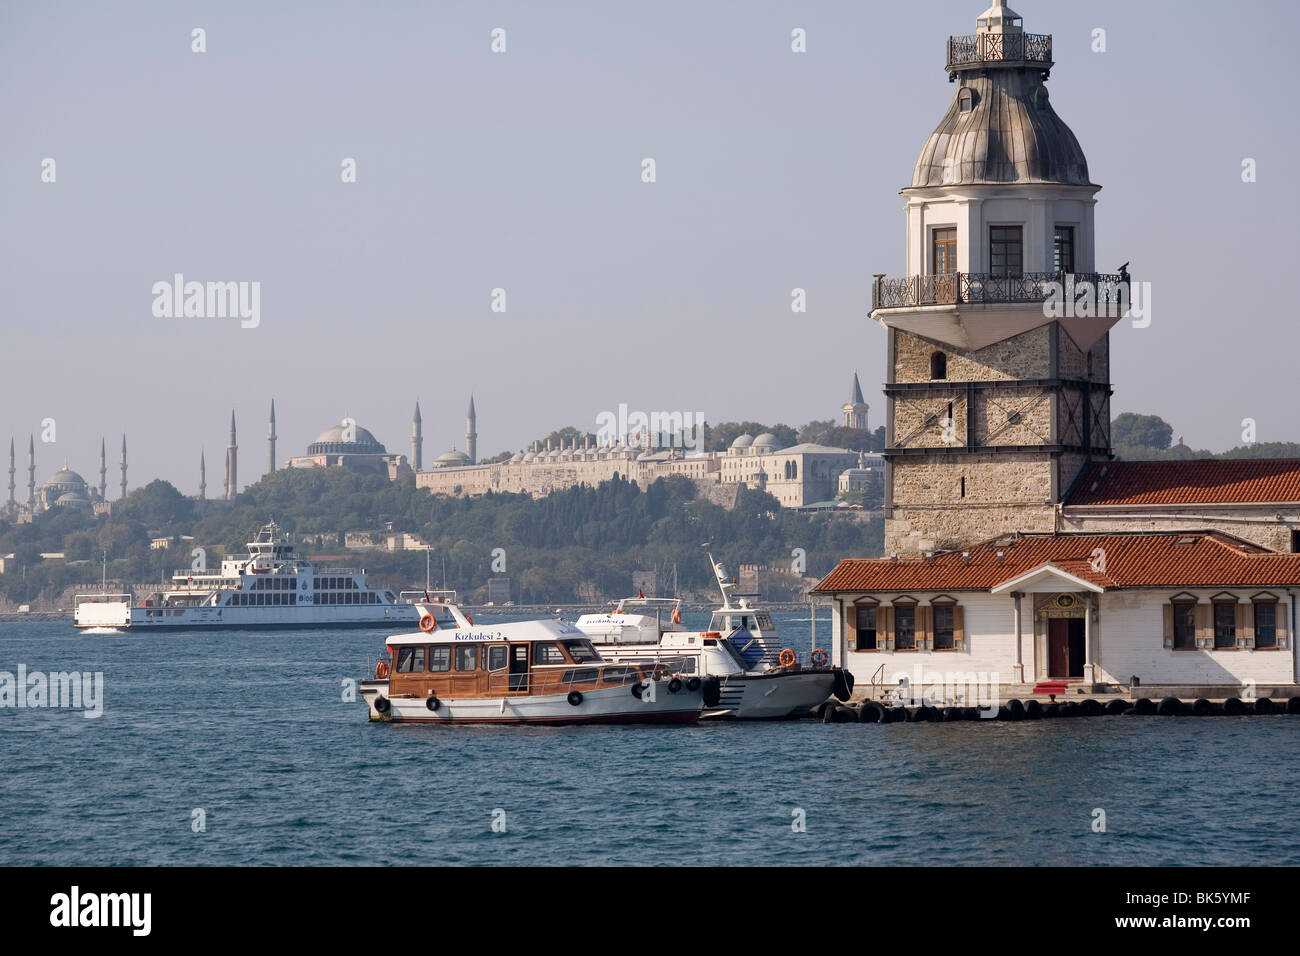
[359,602,714,725]
[574,554,853,719]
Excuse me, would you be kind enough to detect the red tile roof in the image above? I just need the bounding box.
[1067,459,1300,507]
[813,532,1300,593]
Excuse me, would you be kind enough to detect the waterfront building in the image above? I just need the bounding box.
[815,2,1300,692]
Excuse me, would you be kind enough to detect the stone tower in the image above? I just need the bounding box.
[268,399,277,476]
[119,435,128,499]
[225,410,238,500]
[842,372,870,430]
[99,438,108,498]
[465,395,477,466]
[7,438,15,509]
[199,450,207,501]
[873,1,1122,557]
[412,401,423,471]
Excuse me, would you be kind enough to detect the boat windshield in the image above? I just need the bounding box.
[563,639,601,663]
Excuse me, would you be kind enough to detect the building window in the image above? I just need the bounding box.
[1054,226,1075,273]
[1254,602,1277,649]
[850,605,877,652]
[930,352,947,380]
[933,605,955,649]
[1172,601,1196,649]
[989,226,1023,276]
[958,88,974,113]
[895,606,916,650]
[1213,602,1237,649]
[1291,530,1300,553]
[933,227,957,274]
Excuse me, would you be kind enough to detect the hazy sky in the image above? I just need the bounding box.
[2,0,1297,495]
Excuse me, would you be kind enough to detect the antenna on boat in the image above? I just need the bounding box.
[702,543,736,610]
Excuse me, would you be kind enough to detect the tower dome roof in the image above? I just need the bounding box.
[433,448,471,467]
[911,4,1090,189]
[752,432,781,451]
[730,434,754,450]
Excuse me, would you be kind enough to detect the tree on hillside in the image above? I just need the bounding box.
[705,422,798,453]
[1111,413,1173,451]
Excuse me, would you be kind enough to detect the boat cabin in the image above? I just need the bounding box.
[382,618,669,700]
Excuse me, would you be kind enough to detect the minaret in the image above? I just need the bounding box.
[267,399,277,476]
[411,402,423,471]
[7,438,14,509]
[27,435,35,506]
[225,410,238,500]
[119,435,128,499]
[199,450,207,501]
[842,372,870,431]
[872,1,1114,556]
[465,395,477,466]
[99,438,107,499]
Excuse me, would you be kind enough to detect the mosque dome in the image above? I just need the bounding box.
[510,451,525,463]
[308,423,387,456]
[433,448,471,468]
[752,432,782,452]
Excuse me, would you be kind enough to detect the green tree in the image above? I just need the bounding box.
[1111,413,1173,451]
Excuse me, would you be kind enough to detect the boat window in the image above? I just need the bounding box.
[755,613,773,630]
[708,614,728,631]
[532,642,567,665]
[562,639,601,663]
[487,645,508,671]
[600,666,639,684]
[396,645,425,673]
[562,667,599,684]
[704,638,717,646]
[429,646,451,672]
[455,646,480,671]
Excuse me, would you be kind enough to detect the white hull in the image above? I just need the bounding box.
[360,679,702,725]
[75,600,419,630]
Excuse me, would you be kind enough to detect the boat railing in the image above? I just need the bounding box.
[482,661,674,696]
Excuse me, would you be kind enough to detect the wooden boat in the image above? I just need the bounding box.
[359,602,716,725]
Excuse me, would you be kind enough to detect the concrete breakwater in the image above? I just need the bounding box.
[821,695,1300,723]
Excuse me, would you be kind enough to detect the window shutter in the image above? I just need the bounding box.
[1162,603,1174,649]
[954,605,965,651]
[1279,603,1290,650]
[1195,603,1211,649]
[1237,603,1252,650]
[883,605,894,650]
[846,605,858,652]
[920,605,933,651]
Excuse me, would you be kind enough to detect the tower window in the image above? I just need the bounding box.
[932,227,957,275]
[1054,226,1075,273]
[930,352,948,380]
[958,88,974,113]
[989,226,1023,275]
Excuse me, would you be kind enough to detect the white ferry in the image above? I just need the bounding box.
[73,522,421,630]
[359,602,714,725]
[573,555,854,719]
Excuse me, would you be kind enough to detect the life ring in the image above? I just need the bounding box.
[465,614,474,626]
[810,648,829,668]
[778,648,797,668]
[419,614,436,632]
[375,660,389,679]
[670,607,682,625]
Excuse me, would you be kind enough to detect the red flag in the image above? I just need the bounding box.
[637,588,644,599]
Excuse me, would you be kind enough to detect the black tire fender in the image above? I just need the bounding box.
[425,695,440,712]
[667,678,683,694]
[374,696,390,714]
[685,676,701,692]
[701,678,721,708]
[832,669,852,702]
[567,690,583,707]
[860,702,885,723]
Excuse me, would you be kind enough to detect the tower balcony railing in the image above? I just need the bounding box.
[872,271,1129,311]
[946,33,1053,72]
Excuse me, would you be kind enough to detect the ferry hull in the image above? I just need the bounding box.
[360,679,702,725]
[75,602,420,630]
[709,670,838,720]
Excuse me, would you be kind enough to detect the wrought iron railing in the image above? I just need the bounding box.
[946,33,1053,71]
[872,272,1129,311]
